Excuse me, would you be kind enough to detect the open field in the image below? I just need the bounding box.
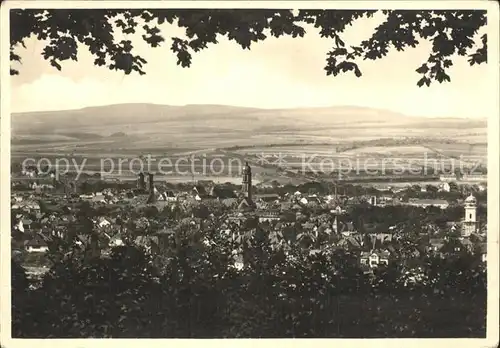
[11,104,488,182]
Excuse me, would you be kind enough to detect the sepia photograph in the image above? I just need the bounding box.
[1,0,499,345]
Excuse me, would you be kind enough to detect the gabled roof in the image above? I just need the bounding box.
[135,235,159,245]
[346,236,362,248]
[221,198,238,207]
[255,193,280,202]
[193,185,208,196]
[238,197,255,211]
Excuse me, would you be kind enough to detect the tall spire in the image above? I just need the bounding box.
[138,172,146,190]
[242,162,252,201]
[147,172,156,203]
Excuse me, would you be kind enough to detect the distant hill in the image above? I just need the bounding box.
[11,104,487,153]
[11,104,265,133]
[11,103,486,133]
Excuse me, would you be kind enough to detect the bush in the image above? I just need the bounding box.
[11,226,487,338]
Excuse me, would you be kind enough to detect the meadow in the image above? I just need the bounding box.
[11,104,488,182]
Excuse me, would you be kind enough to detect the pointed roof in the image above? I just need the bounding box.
[465,193,477,203]
[238,197,255,211]
[147,192,157,204]
[243,162,251,173]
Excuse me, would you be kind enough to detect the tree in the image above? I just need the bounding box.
[10,9,487,86]
[13,211,488,338]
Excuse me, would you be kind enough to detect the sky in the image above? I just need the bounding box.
[10,11,490,118]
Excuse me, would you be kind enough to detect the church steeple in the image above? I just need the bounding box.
[462,193,478,236]
[242,162,252,201]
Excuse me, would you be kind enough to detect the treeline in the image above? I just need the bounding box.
[222,136,475,153]
[346,204,487,231]
[12,224,486,338]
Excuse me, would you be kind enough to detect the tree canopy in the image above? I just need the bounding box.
[12,215,487,338]
[10,9,487,86]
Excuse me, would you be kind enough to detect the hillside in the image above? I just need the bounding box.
[12,103,486,133]
[11,104,487,156]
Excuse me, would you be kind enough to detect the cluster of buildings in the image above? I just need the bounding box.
[11,162,488,278]
[439,173,487,184]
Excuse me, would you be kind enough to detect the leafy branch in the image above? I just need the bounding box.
[9,9,487,86]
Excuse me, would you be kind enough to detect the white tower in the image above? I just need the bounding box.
[462,194,478,237]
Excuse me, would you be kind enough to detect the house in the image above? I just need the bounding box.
[108,234,124,247]
[428,238,445,253]
[227,212,247,225]
[232,251,244,271]
[370,233,393,244]
[336,234,363,251]
[257,210,281,223]
[97,217,111,228]
[24,236,49,253]
[12,195,23,203]
[299,197,309,205]
[306,194,322,205]
[254,193,280,203]
[192,185,209,200]
[330,205,345,215]
[334,218,356,236]
[135,235,160,254]
[360,250,390,268]
[459,238,474,252]
[15,219,25,232]
[439,182,451,192]
[238,197,256,211]
[160,190,177,202]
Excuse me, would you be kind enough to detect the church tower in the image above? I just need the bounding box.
[137,172,146,191]
[147,172,156,204]
[462,193,478,237]
[241,162,252,201]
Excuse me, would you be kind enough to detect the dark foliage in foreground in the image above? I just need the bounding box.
[10,9,487,86]
[12,226,486,338]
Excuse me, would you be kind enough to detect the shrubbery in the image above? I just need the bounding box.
[11,224,486,338]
